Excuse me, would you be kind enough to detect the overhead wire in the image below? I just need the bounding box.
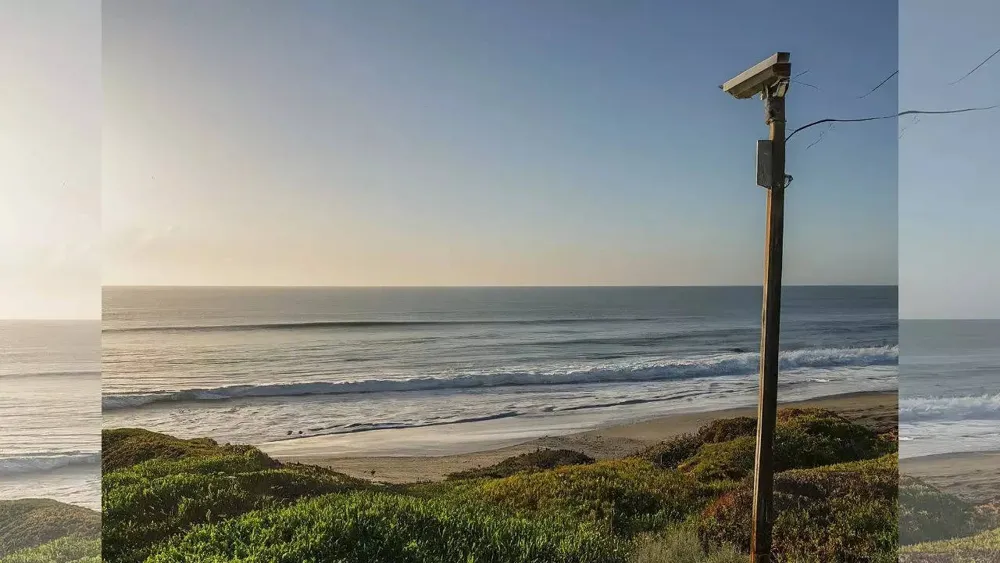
[787,105,999,142]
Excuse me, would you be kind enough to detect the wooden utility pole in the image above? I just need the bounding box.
[749,88,786,563]
[720,52,791,563]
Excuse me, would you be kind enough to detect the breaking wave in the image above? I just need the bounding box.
[0,451,100,475]
[104,345,897,410]
[900,393,1000,422]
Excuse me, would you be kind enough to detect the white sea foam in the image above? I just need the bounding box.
[103,345,897,410]
[0,451,100,475]
[900,393,1000,422]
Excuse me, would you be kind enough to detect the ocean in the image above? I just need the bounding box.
[102,286,898,452]
[0,321,101,510]
[899,319,1000,459]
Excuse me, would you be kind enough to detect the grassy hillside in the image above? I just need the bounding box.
[900,526,1000,562]
[103,408,910,562]
[102,429,373,563]
[0,499,100,562]
[0,536,100,563]
[898,478,1000,562]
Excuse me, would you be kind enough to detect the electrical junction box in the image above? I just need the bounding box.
[756,140,773,188]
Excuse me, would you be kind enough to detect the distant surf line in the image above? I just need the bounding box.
[103,344,898,411]
[102,317,664,334]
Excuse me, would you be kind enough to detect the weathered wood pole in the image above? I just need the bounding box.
[749,86,787,563]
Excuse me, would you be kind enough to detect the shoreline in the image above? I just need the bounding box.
[0,463,102,512]
[264,389,898,484]
[902,450,1000,504]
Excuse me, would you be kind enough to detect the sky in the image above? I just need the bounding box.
[1,0,100,319]
[102,0,898,288]
[898,0,1000,319]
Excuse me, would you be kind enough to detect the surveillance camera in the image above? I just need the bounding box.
[721,52,791,99]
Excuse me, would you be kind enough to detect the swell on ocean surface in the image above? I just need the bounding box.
[104,345,898,410]
[0,451,100,475]
[101,317,659,333]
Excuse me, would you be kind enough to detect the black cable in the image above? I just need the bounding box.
[858,70,898,99]
[791,79,819,90]
[786,105,1000,142]
[950,47,1000,85]
[804,124,834,150]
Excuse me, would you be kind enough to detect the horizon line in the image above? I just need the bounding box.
[0,318,100,322]
[102,283,900,289]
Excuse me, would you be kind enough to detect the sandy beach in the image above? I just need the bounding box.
[902,451,1000,504]
[265,390,898,483]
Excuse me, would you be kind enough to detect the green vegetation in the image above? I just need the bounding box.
[900,526,1000,562]
[899,476,999,545]
[103,408,923,562]
[0,536,100,563]
[898,476,1000,562]
[450,459,710,536]
[447,448,595,480]
[0,499,100,560]
[150,492,628,563]
[632,525,746,563]
[698,455,899,562]
[102,427,268,473]
[642,409,892,480]
[102,430,371,563]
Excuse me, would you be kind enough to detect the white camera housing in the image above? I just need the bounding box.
[721,52,791,99]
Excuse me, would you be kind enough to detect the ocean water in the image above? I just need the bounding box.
[103,286,898,450]
[899,320,1000,459]
[0,321,101,510]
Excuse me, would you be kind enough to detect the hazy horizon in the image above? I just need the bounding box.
[9,2,999,320]
[103,283,899,288]
[102,0,898,293]
[1,0,100,320]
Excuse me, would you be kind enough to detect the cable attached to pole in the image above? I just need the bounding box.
[786,105,1000,142]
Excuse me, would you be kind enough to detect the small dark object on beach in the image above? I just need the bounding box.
[298,431,303,435]
[287,431,292,435]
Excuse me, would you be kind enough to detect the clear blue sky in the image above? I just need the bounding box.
[102,0,898,288]
[899,0,1000,319]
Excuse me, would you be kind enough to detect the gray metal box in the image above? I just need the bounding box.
[756,140,772,188]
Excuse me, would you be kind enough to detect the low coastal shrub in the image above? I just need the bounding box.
[632,525,747,563]
[102,427,263,473]
[147,491,629,563]
[696,416,758,444]
[639,433,704,470]
[643,409,891,481]
[637,416,757,471]
[102,411,903,563]
[679,436,758,481]
[102,451,369,563]
[899,476,999,545]
[0,536,100,563]
[454,459,710,536]
[900,526,1000,562]
[102,450,277,491]
[0,499,100,558]
[447,448,595,480]
[103,469,366,563]
[682,424,886,481]
[698,455,898,562]
[777,408,892,458]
